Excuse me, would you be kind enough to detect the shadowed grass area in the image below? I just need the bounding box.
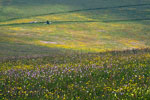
[1,3,150,22]
[0,42,69,59]
[0,0,150,22]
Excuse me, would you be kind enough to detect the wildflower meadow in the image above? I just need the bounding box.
[0,49,150,99]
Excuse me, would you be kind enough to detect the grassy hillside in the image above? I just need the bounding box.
[0,0,150,22]
[0,0,150,58]
[1,18,150,58]
[1,0,150,99]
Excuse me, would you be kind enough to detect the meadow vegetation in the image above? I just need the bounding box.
[0,0,150,57]
[1,49,150,99]
[0,0,150,99]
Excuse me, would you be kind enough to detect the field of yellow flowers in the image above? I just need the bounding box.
[0,48,150,99]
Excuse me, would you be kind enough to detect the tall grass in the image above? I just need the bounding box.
[0,49,150,99]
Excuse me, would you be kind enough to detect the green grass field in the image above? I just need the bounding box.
[0,0,150,57]
[0,0,150,99]
[0,0,149,22]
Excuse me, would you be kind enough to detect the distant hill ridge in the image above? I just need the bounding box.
[0,0,150,21]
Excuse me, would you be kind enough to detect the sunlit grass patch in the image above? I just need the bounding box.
[0,20,150,57]
[36,13,93,21]
[119,39,147,49]
[0,8,150,57]
[0,18,36,25]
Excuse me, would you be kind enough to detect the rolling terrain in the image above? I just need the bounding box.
[0,0,150,99]
[0,0,150,57]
